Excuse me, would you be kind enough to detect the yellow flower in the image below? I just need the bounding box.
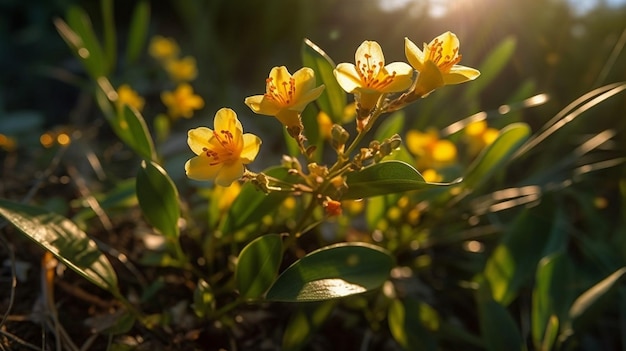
[161,83,205,119]
[406,128,457,169]
[334,41,413,113]
[116,84,145,112]
[465,120,499,156]
[405,32,480,95]
[244,66,325,132]
[165,56,198,82]
[0,133,17,152]
[149,36,180,61]
[185,108,261,186]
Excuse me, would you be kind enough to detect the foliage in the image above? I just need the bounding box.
[1,0,626,350]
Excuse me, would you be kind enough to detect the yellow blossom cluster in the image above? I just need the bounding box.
[405,128,457,182]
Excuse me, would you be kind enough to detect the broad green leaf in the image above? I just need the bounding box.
[568,267,626,332]
[126,1,150,63]
[61,6,107,78]
[531,252,571,350]
[375,111,405,141]
[483,200,555,305]
[302,38,346,123]
[220,167,297,235]
[266,242,393,301]
[462,123,530,190]
[235,234,283,299]
[476,279,525,351]
[282,301,336,351]
[388,298,438,351]
[344,161,458,200]
[463,37,516,102]
[136,160,180,238]
[0,199,118,292]
[119,105,156,161]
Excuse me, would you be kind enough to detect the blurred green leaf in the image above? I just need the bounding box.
[0,199,118,292]
[483,199,556,305]
[235,234,283,299]
[266,242,393,301]
[58,6,107,78]
[192,279,215,318]
[568,267,626,332]
[101,0,116,73]
[302,38,346,123]
[136,160,180,239]
[388,298,438,351]
[476,279,525,351]
[126,1,150,63]
[282,301,336,351]
[462,122,530,190]
[531,252,571,350]
[375,111,405,141]
[344,161,457,200]
[220,167,297,235]
[463,37,516,102]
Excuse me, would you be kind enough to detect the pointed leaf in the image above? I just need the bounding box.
[235,234,283,299]
[266,242,393,301]
[136,160,180,238]
[126,1,150,63]
[119,105,156,161]
[388,298,438,351]
[302,38,346,123]
[0,199,118,292]
[568,267,626,332]
[60,6,107,78]
[344,161,458,200]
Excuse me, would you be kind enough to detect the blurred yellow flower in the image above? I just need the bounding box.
[0,133,16,151]
[161,83,205,119]
[116,84,145,112]
[464,120,499,156]
[165,56,198,82]
[421,168,443,183]
[406,129,457,170]
[185,108,261,186]
[216,182,242,212]
[317,111,333,139]
[245,66,325,132]
[149,35,180,62]
[334,41,413,113]
[405,32,480,95]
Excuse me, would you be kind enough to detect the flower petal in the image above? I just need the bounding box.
[290,84,325,112]
[334,63,363,93]
[214,108,242,135]
[436,31,460,60]
[185,156,221,180]
[215,161,244,187]
[380,62,414,93]
[187,127,214,155]
[404,37,425,71]
[444,66,481,85]
[269,66,291,88]
[292,67,317,97]
[240,133,261,163]
[245,95,279,116]
[356,41,384,78]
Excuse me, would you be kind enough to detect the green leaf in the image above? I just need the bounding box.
[220,167,297,235]
[374,110,405,141]
[0,199,118,292]
[126,1,150,63]
[388,298,438,351]
[266,242,393,301]
[462,123,530,190]
[483,200,555,305]
[119,105,156,161]
[344,161,458,200]
[60,6,107,78]
[282,301,336,351]
[235,234,283,299]
[100,0,116,73]
[301,38,346,123]
[136,160,180,238]
[531,252,571,350]
[464,37,516,101]
[568,267,626,332]
[476,279,525,351]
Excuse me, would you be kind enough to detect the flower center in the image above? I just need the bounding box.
[265,77,296,107]
[357,53,397,90]
[426,38,461,73]
[202,130,238,165]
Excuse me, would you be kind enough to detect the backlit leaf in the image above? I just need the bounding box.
[235,234,283,299]
[136,160,180,238]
